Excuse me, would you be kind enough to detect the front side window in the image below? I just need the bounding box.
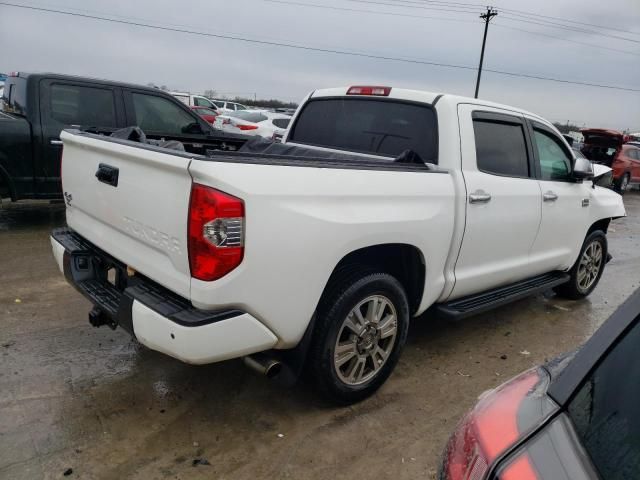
[473,119,529,177]
[50,84,116,127]
[290,98,438,162]
[568,318,640,480]
[534,129,572,181]
[131,93,199,135]
[235,104,247,111]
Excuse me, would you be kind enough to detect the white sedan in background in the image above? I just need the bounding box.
[214,111,291,139]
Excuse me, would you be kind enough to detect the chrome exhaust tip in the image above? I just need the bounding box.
[243,353,283,379]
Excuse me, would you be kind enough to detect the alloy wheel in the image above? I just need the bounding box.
[333,295,398,385]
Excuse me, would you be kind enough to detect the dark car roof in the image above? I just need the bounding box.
[17,71,168,94]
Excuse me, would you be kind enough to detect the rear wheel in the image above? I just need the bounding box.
[308,269,409,404]
[554,230,607,300]
[615,173,630,195]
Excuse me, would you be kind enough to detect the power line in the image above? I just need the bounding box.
[269,0,639,57]
[2,1,639,93]
[499,13,640,44]
[397,0,640,36]
[349,0,640,44]
[264,0,479,24]
[265,0,640,58]
[497,6,640,37]
[347,0,479,15]
[493,23,640,57]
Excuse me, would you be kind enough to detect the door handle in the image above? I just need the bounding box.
[50,139,63,146]
[95,163,119,187]
[469,190,492,204]
[543,191,558,202]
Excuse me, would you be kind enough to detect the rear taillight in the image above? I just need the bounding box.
[347,85,391,96]
[238,124,258,131]
[188,184,244,281]
[442,369,551,480]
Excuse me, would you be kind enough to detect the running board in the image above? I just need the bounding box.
[435,272,570,321]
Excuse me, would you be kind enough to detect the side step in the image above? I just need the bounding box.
[434,272,570,321]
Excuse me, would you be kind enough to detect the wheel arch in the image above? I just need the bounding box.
[587,218,611,236]
[320,243,426,316]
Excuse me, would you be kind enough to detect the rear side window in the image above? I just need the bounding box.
[568,319,640,480]
[49,84,116,127]
[272,118,290,129]
[289,98,438,163]
[2,77,28,115]
[473,120,529,177]
[131,93,198,135]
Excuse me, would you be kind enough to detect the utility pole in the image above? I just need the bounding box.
[474,6,498,99]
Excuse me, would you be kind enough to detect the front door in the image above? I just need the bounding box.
[451,105,542,299]
[528,121,592,273]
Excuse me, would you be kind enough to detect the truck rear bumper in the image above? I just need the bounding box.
[50,228,278,364]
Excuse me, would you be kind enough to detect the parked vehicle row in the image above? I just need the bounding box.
[50,85,625,404]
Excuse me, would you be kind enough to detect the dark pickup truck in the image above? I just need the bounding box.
[0,72,247,201]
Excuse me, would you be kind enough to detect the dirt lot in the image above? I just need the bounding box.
[1,192,639,480]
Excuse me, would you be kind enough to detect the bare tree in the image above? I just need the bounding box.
[203,89,217,99]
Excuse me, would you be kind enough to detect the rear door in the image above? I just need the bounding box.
[38,79,124,197]
[528,121,591,273]
[60,130,193,298]
[451,105,541,298]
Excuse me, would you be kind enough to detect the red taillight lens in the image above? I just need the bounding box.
[443,369,546,480]
[347,85,391,96]
[188,184,244,281]
[496,454,537,480]
[238,124,259,131]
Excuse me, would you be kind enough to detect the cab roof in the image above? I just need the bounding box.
[310,86,549,125]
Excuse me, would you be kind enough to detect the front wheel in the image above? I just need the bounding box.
[554,230,607,300]
[308,269,409,404]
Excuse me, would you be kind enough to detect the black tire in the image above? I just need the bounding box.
[308,267,410,405]
[615,173,630,195]
[554,230,607,300]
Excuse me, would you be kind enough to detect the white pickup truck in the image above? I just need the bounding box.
[51,86,625,403]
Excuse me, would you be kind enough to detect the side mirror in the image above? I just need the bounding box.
[573,157,594,180]
[182,122,204,135]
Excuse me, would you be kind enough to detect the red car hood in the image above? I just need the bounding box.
[581,128,624,146]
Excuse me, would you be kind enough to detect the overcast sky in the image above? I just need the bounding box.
[2,0,639,130]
